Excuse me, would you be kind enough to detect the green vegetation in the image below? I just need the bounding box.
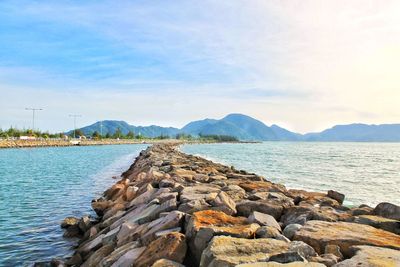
[198,133,239,142]
[0,127,63,139]
[0,127,239,142]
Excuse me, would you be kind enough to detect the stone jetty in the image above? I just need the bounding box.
[59,143,400,267]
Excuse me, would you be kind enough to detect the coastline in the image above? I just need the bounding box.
[56,143,400,266]
[0,139,258,149]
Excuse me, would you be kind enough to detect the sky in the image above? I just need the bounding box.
[1,1,400,133]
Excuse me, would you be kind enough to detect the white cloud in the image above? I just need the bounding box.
[1,1,400,132]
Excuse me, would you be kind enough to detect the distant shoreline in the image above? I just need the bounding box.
[0,139,258,149]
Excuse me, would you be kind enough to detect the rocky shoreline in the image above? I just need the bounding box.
[57,143,400,267]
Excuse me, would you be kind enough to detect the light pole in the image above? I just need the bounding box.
[25,108,43,132]
[69,114,82,139]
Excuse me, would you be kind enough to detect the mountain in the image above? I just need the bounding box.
[182,113,279,140]
[70,120,180,138]
[303,123,400,142]
[70,114,400,142]
[270,124,302,141]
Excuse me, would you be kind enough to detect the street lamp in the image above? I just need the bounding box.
[69,114,82,139]
[25,108,43,132]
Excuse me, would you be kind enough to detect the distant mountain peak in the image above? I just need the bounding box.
[69,114,400,142]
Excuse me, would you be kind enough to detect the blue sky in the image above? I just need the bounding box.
[1,1,400,133]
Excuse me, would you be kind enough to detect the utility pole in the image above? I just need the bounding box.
[100,120,103,138]
[25,108,43,132]
[69,114,82,139]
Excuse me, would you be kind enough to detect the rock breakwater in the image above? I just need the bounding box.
[59,143,400,267]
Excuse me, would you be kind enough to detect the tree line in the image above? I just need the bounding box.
[0,127,239,142]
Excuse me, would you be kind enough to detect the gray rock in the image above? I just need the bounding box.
[210,191,237,215]
[256,226,281,238]
[373,202,400,220]
[78,234,105,257]
[141,210,185,244]
[99,241,141,267]
[178,199,211,214]
[159,179,175,188]
[110,247,146,267]
[102,226,120,246]
[288,241,317,258]
[236,200,284,220]
[283,224,302,240]
[268,251,306,263]
[81,244,114,267]
[180,185,220,203]
[248,211,281,231]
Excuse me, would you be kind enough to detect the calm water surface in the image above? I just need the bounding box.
[0,144,147,266]
[182,142,400,207]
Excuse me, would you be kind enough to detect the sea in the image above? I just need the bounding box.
[0,142,399,266]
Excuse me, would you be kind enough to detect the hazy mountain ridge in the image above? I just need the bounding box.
[73,114,400,141]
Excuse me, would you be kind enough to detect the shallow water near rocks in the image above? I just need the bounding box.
[0,144,147,266]
[182,142,400,207]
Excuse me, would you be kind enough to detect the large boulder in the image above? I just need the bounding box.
[248,211,281,231]
[236,200,285,220]
[141,210,185,244]
[334,245,400,267]
[186,210,260,263]
[199,236,289,267]
[350,215,400,234]
[373,202,400,220]
[180,185,220,203]
[280,206,350,227]
[293,221,400,256]
[134,232,187,267]
[210,191,237,215]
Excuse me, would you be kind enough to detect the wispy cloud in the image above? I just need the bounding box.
[1,1,400,132]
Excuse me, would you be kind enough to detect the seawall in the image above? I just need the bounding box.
[58,143,400,266]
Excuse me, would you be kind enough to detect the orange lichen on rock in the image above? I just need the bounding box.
[192,210,248,229]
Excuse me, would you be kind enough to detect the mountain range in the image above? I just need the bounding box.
[71,113,400,142]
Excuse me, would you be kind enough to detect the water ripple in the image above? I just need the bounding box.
[0,144,147,266]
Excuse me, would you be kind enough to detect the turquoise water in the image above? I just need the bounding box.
[182,142,400,207]
[0,144,147,266]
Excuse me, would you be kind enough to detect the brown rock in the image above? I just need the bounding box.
[134,232,187,267]
[327,190,345,205]
[61,217,79,228]
[151,259,185,267]
[199,236,289,267]
[293,221,400,256]
[186,210,260,263]
[238,181,286,193]
[333,245,400,267]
